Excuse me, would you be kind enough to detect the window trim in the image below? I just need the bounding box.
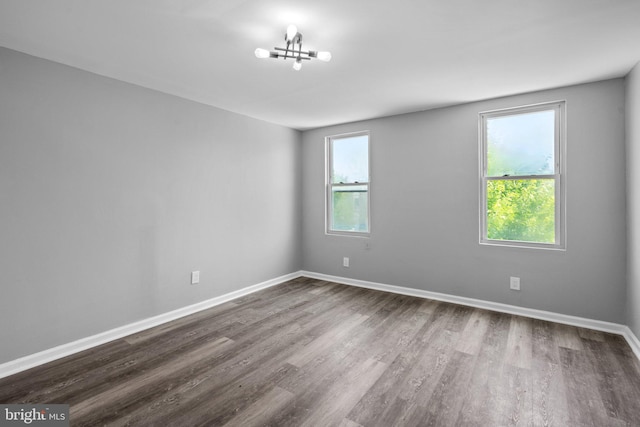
[326,130,371,237]
[479,101,566,250]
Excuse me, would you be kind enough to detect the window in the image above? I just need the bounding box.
[327,131,370,235]
[480,101,565,249]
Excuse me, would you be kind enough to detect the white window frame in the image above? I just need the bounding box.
[326,131,371,236]
[479,101,566,250]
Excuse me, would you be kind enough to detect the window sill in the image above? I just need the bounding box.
[480,240,566,251]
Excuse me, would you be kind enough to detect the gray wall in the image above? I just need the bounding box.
[302,79,627,324]
[627,62,640,337]
[0,47,302,364]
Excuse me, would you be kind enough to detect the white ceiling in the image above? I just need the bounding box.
[1,0,639,130]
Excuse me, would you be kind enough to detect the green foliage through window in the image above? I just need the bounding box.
[486,179,555,243]
[331,187,368,232]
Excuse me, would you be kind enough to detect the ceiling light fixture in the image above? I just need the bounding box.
[255,24,331,71]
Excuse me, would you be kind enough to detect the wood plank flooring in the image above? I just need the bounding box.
[1,277,640,426]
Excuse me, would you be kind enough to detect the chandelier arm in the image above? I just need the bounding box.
[274,47,312,56]
[284,40,290,60]
[273,52,311,60]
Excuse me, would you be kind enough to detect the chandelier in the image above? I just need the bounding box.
[255,25,332,71]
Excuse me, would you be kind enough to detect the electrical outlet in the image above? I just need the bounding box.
[343,257,350,267]
[191,271,200,285]
[510,276,520,291]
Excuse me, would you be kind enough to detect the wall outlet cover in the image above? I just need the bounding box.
[191,271,200,285]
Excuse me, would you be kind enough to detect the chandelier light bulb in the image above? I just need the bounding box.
[286,24,298,41]
[316,51,332,62]
[293,59,302,71]
[254,48,270,59]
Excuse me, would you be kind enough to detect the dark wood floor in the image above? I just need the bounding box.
[1,277,640,426]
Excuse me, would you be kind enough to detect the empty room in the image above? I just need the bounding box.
[2,0,640,425]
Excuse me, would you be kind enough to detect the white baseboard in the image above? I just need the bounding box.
[0,272,301,379]
[2,270,639,379]
[301,271,640,362]
[622,326,640,362]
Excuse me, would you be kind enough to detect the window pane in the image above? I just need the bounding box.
[487,110,555,177]
[331,185,368,232]
[332,135,369,184]
[486,179,555,243]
